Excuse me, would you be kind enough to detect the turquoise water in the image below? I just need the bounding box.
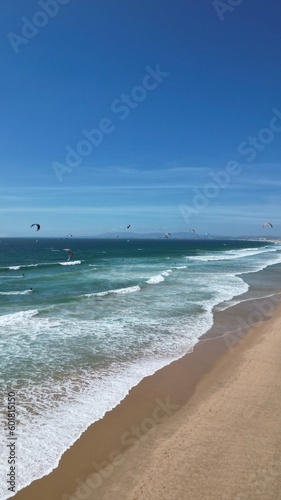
[1,237,281,497]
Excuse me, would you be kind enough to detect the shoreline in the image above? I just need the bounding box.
[11,285,281,500]
[97,299,281,500]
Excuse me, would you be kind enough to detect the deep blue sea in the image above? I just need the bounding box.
[1,237,281,497]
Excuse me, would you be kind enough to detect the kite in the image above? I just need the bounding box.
[63,248,73,261]
[262,221,273,228]
[30,223,40,231]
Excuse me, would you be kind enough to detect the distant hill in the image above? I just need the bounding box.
[92,232,280,241]
[95,232,238,240]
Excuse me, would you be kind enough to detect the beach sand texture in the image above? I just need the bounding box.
[97,311,281,500]
[13,305,281,500]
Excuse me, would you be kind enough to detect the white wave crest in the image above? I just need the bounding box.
[59,260,81,266]
[85,285,141,297]
[187,247,277,263]
[0,309,38,325]
[146,274,165,284]
[161,270,172,277]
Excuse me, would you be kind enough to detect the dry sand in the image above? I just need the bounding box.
[95,310,281,500]
[13,304,281,500]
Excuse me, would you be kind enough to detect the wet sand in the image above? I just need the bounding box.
[13,296,281,500]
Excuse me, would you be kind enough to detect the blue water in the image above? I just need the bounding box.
[1,237,281,497]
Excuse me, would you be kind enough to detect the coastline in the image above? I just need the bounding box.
[11,285,281,500]
[98,300,281,500]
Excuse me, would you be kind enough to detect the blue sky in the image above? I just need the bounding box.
[1,0,281,237]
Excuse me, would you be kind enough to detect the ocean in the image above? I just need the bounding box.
[1,237,281,498]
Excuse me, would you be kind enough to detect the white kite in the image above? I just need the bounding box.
[63,248,73,261]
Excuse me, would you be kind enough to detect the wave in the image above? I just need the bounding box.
[186,246,278,263]
[0,289,33,295]
[0,309,39,325]
[0,263,53,271]
[81,269,172,297]
[215,291,281,312]
[0,310,70,332]
[59,260,81,266]
[146,269,172,284]
[0,260,82,271]
[146,274,165,284]
[161,269,172,277]
[84,285,141,297]
[0,355,189,500]
[238,256,281,275]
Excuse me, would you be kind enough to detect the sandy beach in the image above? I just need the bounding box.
[13,298,281,500]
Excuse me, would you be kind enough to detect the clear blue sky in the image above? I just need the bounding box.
[1,0,281,237]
